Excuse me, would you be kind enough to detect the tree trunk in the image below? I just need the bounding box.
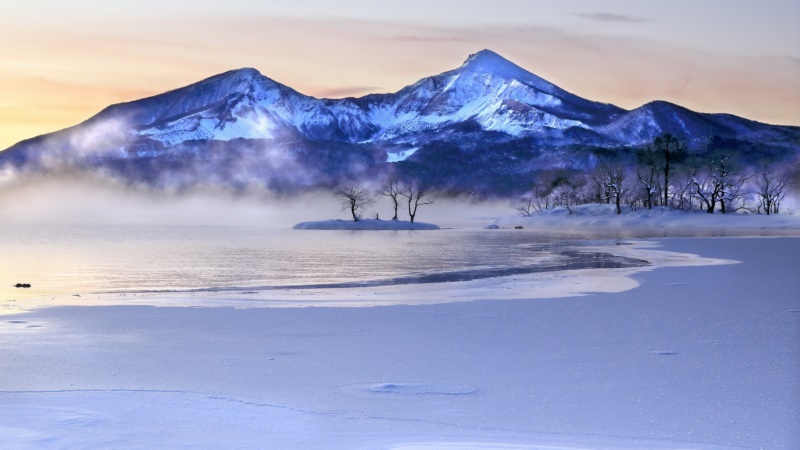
[663,158,670,206]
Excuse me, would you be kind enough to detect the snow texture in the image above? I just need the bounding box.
[0,234,798,448]
[493,203,800,230]
[131,49,607,146]
[114,50,788,151]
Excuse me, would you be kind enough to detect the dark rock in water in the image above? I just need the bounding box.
[14,283,31,288]
[514,226,524,230]
[484,224,500,230]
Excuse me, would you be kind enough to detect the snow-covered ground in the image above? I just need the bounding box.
[491,203,800,231]
[1,226,798,448]
[293,218,440,230]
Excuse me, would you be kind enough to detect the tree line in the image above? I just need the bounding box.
[516,134,794,216]
[335,176,434,222]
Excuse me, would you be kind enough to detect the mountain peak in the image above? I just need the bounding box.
[203,67,264,87]
[219,67,262,79]
[458,49,523,74]
[463,49,507,63]
[454,49,569,99]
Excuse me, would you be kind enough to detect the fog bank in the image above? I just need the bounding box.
[0,174,513,227]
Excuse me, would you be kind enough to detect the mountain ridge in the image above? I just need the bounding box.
[1,49,798,194]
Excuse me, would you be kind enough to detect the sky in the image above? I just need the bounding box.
[1,0,798,150]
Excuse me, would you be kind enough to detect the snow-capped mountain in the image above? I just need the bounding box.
[1,50,798,194]
[123,50,626,147]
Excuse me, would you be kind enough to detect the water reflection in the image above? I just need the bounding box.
[0,225,794,301]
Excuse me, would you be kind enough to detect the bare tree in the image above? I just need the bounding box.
[595,157,627,215]
[378,175,402,220]
[754,168,789,215]
[654,133,679,206]
[670,169,695,211]
[635,147,661,209]
[400,182,434,223]
[689,152,744,213]
[590,176,611,205]
[690,169,722,213]
[517,193,549,217]
[515,195,536,217]
[515,185,551,216]
[551,178,584,215]
[527,171,584,214]
[722,172,750,213]
[335,185,375,222]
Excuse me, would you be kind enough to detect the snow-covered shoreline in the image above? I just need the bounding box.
[293,218,440,230]
[1,235,798,448]
[490,203,800,231]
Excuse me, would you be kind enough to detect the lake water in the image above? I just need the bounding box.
[0,226,652,302]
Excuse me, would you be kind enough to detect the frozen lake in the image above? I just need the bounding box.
[1,225,663,302]
[1,235,798,448]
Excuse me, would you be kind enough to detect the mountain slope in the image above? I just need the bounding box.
[1,49,798,194]
[128,50,628,146]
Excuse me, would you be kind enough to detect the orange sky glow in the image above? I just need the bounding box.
[1,1,798,150]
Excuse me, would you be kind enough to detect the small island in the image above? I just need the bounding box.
[293,219,439,230]
[295,179,440,230]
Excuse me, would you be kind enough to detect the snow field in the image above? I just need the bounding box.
[0,237,797,448]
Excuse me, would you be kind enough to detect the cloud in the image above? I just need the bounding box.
[72,115,125,142]
[787,55,800,66]
[571,12,648,23]
[379,35,471,43]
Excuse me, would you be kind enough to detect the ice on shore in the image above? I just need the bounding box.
[491,203,800,230]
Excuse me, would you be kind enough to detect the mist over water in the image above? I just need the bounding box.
[0,176,644,304]
[0,174,327,227]
[0,175,535,302]
[3,175,795,306]
[0,173,517,227]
